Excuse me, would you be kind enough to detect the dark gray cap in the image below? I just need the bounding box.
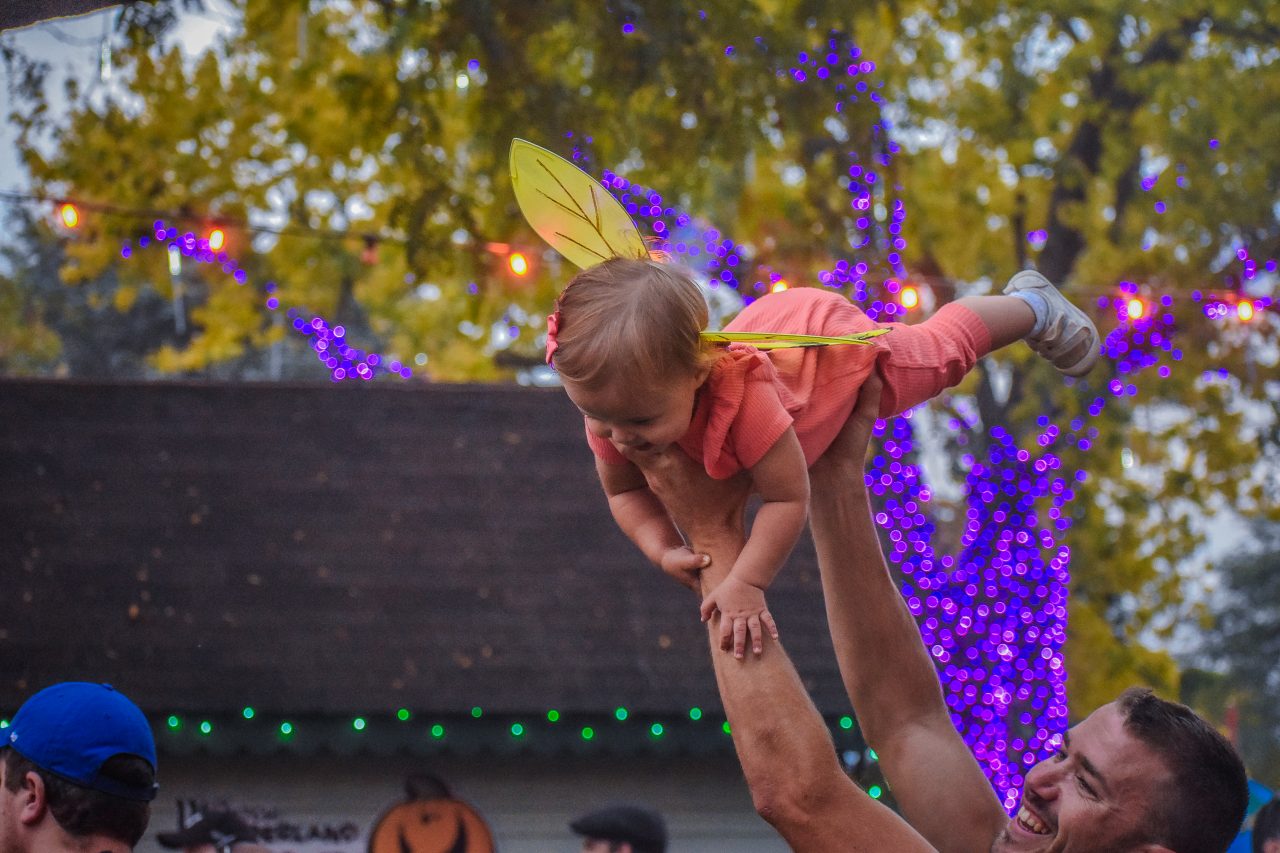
[570,804,667,852]
[157,810,259,849]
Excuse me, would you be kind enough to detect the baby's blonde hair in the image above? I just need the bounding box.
[552,258,716,389]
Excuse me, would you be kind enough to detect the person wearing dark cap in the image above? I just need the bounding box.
[157,809,271,853]
[569,804,667,853]
[0,681,158,853]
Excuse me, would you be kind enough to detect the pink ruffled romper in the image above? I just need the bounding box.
[586,287,991,477]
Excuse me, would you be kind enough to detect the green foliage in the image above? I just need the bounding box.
[3,0,1278,724]
[9,0,886,379]
[878,1,1280,717]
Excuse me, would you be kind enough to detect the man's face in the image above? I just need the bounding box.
[0,762,25,853]
[991,702,1171,852]
[580,840,630,853]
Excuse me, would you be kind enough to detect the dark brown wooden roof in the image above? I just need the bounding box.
[0,379,847,719]
[1,1,122,32]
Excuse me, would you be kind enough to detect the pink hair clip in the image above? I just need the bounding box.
[545,310,561,365]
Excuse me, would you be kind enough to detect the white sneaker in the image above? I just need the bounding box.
[1004,270,1101,377]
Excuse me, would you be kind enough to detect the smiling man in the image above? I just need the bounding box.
[634,376,1247,852]
[990,690,1243,851]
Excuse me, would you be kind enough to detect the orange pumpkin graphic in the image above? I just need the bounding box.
[368,773,495,853]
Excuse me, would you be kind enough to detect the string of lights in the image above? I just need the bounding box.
[0,189,389,245]
[5,187,1272,318]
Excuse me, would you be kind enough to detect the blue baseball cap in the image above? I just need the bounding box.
[3,682,158,802]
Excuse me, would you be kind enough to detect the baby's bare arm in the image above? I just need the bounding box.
[724,426,809,591]
[597,458,682,559]
[698,427,809,655]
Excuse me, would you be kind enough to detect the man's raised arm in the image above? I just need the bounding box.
[807,377,1008,853]
[632,447,933,852]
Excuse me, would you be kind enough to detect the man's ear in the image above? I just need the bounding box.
[16,769,48,824]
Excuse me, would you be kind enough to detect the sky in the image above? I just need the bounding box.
[0,2,235,194]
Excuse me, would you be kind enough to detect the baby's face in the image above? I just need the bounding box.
[563,370,706,455]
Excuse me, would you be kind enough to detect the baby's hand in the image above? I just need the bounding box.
[700,576,779,659]
[660,545,711,592]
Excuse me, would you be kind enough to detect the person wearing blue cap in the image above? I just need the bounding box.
[0,681,157,853]
[569,804,667,853]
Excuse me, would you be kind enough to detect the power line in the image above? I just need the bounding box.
[40,25,105,48]
[0,189,1271,304]
[0,189,391,245]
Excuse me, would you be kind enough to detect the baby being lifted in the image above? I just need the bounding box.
[549,258,1099,657]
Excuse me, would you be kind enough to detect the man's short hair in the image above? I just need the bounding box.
[1254,798,1280,853]
[1117,687,1247,853]
[3,749,153,845]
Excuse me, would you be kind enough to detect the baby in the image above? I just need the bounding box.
[548,258,1099,657]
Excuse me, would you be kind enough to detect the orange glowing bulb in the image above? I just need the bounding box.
[901,286,919,309]
[59,203,79,228]
[771,279,789,293]
[207,228,226,251]
[1125,298,1145,320]
[1237,300,1255,322]
[509,252,529,276]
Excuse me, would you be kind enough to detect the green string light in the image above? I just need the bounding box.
[144,706,795,750]
[868,748,878,761]
[839,716,854,730]
[868,785,883,799]
[0,719,9,729]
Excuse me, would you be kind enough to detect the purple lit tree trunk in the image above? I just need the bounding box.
[866,410,1075,811]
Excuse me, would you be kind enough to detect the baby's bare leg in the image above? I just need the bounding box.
[951,295,1035,350]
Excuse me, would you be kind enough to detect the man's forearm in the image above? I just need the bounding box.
[632,445,935,851]
[808,452,1007,851]
[807,464,949,742]
[694,531,935,852]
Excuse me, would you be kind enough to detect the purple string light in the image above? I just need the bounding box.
[120,220,411,381]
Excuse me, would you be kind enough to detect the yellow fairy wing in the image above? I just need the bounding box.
[510,138,649,270]
[700,328,891,349]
